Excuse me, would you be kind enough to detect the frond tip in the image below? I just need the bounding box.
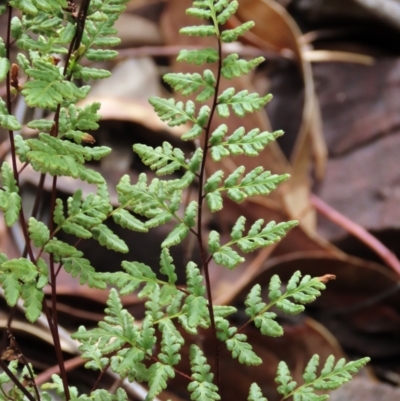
[276,355,370,400]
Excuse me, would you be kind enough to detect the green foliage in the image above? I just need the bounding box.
[0,256,47,322]
[0,1,368,401]
[209,126,283,162]
[276,355,370,400]
[188,345,220,401]
[248,383,267,401]
[217,89,272,118]
[0,162,22,226]
[0,98,22,130]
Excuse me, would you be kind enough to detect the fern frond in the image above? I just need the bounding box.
[133,142,189,175]
[28,217,50,247]
[22,60,87,109]
[188,345,220,401]
[149,97,197,126]
[268,271,327,315]
[177,48,219,65]
[0,98,21,130]
[221,54,264,79]
[0,257,47,322]
[112,209,148,232]
[245,284,283,337]
[0,162,21,226]
[209,166,290,203]
[248,383,268,401]
[210,126,283,161]
[276,355,370,400]
[92,224,128,253]
[226,333,262,366]
[184,262,209,328]
[26,133,109,183]
[73,289,148,382]
[164,70,216,102]
[217,88,272,118]
[180,26,216,37]
[146,362,174,401]
[221,21,255,43]
[158,319,184,366]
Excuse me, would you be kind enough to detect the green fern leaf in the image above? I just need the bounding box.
[177,48,219,65]
[71,65,111,80]
[22,60,86,109]
[184,262,208,327]
[245,284,283,337]
[92,224,129,253]
[1,191,21,227]
[164,70,215,102]
[21,281,44,322]
[188,345,220,401]
[217,89,272,118]
[216,0,238,24]
[44,239,82,260]
[63,256,106,289]
[312,355,370,391]
[0,98,22,130]
[62,222,92,238]
[248,383,267,401]
[267,271,328,316]
[160,248,178,284]
[133,142,188,175]
[188,148,203,173]
[0,56,9,82]
[180,25,216,37]
[86,49,118,61]
[205,191,223,212]
[162,223,189,248]
[158,320,184,366]
[28,217,50,247]
[237,219,297,253]
[104,260,159,297]
[276,361,297,396]
[213,245,244,269]
[186,261,205,297]
[210,126,283,161]
[0,257,46,322]
[226,333,262,365]
[0,162,21,226]
[149,97,196,127]
[146,362,174,401]
[204,170,224,212]
[112,209,148,232]
[221,21,255,43]
[221,54,264,79]
[0,273,20,306]
[15,134,30,162]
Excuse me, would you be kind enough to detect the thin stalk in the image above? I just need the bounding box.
[0,359,36,401]
[8,332,41,401]
[42,299,71,401]
[196,34,223,386]
[91,361,111,392]
[5,5,35,263]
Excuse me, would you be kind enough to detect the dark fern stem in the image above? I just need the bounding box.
[196,35,223,386]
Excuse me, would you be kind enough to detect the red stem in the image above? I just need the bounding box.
[311,194,400,275]
[196,37,223,387]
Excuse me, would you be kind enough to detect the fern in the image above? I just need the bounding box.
[0,0,369,400]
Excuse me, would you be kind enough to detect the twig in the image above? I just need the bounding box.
[311,194,400,275]
[0,359,36,401]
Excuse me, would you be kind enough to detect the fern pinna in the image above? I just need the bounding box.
[0,1,368,401]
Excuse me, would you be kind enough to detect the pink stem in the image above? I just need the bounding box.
[311,194,400,276]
